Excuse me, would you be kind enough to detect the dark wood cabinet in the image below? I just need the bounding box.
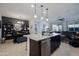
[30,35,61,56]
[41,38,51,56]
[30,39,41,56]
[50,35,61,54]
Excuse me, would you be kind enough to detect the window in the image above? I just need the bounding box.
[52,24,62,31]
[52,25,59,31]
[68,20,79,32]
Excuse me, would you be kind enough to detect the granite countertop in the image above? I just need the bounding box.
[23,33,60,41]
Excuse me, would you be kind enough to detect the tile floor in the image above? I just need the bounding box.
[0,40,79,56]
[52,43,79,56]
[0,40,27,56]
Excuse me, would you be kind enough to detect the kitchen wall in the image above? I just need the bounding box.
[29,18,69,34]
[29,19,35,34]
[36,20,49,33]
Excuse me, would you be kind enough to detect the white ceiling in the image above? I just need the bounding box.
[0,3,79,22]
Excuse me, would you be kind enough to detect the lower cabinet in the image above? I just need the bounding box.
[51,38,55,53]
[30,39,41,56]
[30,35,61,56]
[41,38,51,56]
[50,35,61,54]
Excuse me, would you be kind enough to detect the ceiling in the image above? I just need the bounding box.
[0,3,79,22]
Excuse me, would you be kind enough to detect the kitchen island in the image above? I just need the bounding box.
[24,33,61,56]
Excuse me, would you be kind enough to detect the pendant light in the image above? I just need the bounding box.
[34,3,37,19]
[46,8,48,21]
[41,5,44,20]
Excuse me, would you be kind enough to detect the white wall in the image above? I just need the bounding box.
[29,19,36,34]
[29,19,49,34]
[35,20,49,33]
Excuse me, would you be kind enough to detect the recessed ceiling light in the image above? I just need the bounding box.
[43,11,46,14]
[31,4,34,8]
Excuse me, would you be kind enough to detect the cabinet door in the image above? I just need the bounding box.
[51,39,55,53]
[41,38,51,56]
[30,39,40,56]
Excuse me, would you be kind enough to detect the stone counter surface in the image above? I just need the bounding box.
[23,33,60,41]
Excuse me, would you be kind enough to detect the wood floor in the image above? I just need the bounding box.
[0,40,79,56]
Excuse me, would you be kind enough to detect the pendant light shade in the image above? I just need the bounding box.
[34,3,37,19]
[46,8,48,21]
[41,5,44,20]
[32,3,49,20]
[34,14,37,18]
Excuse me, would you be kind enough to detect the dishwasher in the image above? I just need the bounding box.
[41,38,51,56]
